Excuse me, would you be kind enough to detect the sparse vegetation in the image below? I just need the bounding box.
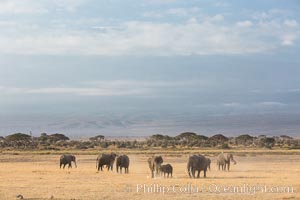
[0,132,299,150]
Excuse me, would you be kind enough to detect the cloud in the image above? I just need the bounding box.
[0,0,84,15]
[143,7,200,18]
[0,5,298,56]
[25,87,145,96]
[236,20,253,28]
[0,80,204,97]
[215,1,230,8]
[85,80,202,88]
[223,102,241,107]
[166,7,200,16]
[258,102,286,106]
[0,18,285,56]
[284,20,298,28]
[207,14,224,22]
[143,0,178,5]
[288,89,300,93]
[252,10,300,47]
[252,9,288,21]
[0,0,48,14]
[52,0,84,12]
[0,86,147,97]
[281,34,297,46]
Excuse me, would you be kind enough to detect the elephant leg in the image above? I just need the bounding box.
[227,163,230,171]
[151,170,154,178]
[189,168,192,178]
[197,170,200,178]
[192,169,196,178]
[63,164,66,169]
[204,170,206,178]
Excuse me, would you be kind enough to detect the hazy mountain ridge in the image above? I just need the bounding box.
[1,112,300,138]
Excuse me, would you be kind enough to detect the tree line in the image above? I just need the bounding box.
[0,132,299,150]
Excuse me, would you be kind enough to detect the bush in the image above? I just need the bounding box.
[219,143,230,149]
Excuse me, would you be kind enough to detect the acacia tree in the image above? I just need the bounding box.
[89,135,105,142]
[5,133,33,149]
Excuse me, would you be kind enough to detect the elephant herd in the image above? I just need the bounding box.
[60,153,129,174]
[59,152,237,178]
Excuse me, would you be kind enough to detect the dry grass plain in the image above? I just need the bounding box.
[0,150,299,200]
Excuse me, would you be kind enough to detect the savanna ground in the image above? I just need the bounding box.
[0,149,299,200]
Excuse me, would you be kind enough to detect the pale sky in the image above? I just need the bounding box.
[0,0,300,136]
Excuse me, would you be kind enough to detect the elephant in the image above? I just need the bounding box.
[116,155,130,174]
[96,153,117,171]
[217,153,237,171]
[159,164,173,178]
[148,156,163,178]
[60,154,77,169]
[187,154,209,178]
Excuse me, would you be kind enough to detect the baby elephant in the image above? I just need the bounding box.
[159,164,173,178]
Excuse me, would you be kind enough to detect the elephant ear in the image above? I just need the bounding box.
[155,156,163,164]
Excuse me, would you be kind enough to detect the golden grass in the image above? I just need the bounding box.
[0,151,299,200]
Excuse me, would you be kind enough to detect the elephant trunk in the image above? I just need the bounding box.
[187,162,191,178]
[232,158,237,165]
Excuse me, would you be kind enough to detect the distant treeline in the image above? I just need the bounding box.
[0,132,300,150]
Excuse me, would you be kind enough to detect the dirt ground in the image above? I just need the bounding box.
[0,152,299,200]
